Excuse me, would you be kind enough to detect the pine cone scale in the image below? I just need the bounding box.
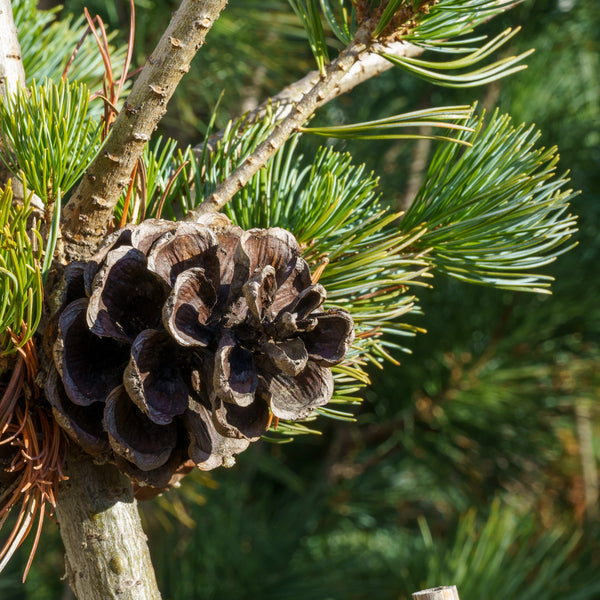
[123,329,190,425]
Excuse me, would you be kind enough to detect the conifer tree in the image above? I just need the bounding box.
[0,1,582,598]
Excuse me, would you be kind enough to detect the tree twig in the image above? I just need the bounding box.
[186,1,519,218]
[190,40,426,160]
[188,14,385,219]
[61,0,229,262]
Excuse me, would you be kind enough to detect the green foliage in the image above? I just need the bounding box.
[307,500,599,600]
[368,321,584,509]
[301,104,474,142]
[113,136,187,225]
[381,27,533,88]
[403,110,578,292]
[496,0,600,183]
[3,1,593,596]
[0,184,43,357]
[288,0,330,74]
[407,0,517,43]
[319,0,354,44]
[153,464,600,600]
[13,0,126,91]
[0,79,103,204]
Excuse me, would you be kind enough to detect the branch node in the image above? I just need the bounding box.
[123,102,140,116]
[148,84,168,97]
[104,152,122,164]
[196,17,213,28]
[132,132,150,142]
[90,195,109,208]
[168,36,185,48]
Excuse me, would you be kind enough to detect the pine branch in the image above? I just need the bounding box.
[188,13,385,218]
[190,40,426,160]
[190,0,523,160]
[60,0,228,262]
[0,0,25,101]
[188,0,519,218]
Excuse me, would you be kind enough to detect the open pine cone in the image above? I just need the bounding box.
[47,215,354,492]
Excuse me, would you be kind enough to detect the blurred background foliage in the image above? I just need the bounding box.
[3,0,599,598]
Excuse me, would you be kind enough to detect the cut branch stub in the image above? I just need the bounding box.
[412,586,460,600]
[50,216,354,494]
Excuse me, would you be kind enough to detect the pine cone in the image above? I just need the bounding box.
[48,216,354,491]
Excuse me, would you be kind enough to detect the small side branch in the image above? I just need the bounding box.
[189,15,384,219]
[61,0,228,262]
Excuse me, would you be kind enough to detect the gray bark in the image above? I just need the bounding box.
[55,448,162,600]
[0,0,25,192]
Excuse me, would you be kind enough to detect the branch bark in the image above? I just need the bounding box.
[55,448,162,600]
[61,0,229,262]
[188,15,385,219]
[0,0,25,101]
